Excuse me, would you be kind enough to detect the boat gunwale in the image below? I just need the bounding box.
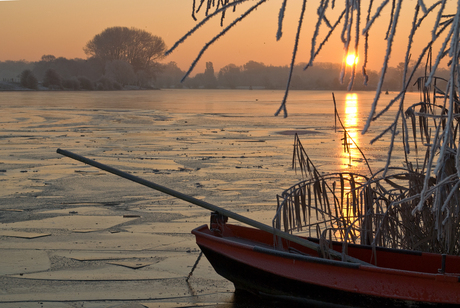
[192,224,460,281]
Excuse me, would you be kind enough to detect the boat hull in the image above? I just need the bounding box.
[192,224,460,307]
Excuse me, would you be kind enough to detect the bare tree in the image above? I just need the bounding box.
[105,60,136,86]
[41,55,56,62]
[218,64,241,89]
[43,68,62,89]
[84,27,166,73]
[20,69,38,90]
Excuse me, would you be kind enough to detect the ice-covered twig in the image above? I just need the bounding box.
[311,0,330,65]
[434,6,460,176]
[165,0,248,56]
[382,121,399,177]
[192,0,198,21]
[180,0,267,82]
[362,0,402,135]
[432,0,447,42]
[384,0,396,40]
[441,180,460,225]
[347,1,361,91]
[277,0,288,41]
[340,1,354,85]
[425,21,454,86]
[275,0,307,118]
[418,0,428,14]
[362,0,390,34]
[361,0,374,85]
[372,19,452,124]
[413,90,446,214]
[305,9,346,69]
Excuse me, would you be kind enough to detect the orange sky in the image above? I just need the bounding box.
[0,1,456,75]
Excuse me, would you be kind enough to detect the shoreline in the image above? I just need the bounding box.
[0,81,160,92]
[0,80,398,93]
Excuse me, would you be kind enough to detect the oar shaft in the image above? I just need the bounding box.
[56,148,370,266]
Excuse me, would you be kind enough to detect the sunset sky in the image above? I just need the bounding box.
[0,1,456,75]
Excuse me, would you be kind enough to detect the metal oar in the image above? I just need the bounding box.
[56,148,372,266]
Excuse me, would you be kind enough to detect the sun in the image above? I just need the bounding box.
[346,54,359,66]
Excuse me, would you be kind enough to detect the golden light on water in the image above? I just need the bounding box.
[345,93,358,127]
[336,93,361,237]
[342,93,359,168]
[346,54,359,66]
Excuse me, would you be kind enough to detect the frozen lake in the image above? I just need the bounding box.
[0,89,420,307]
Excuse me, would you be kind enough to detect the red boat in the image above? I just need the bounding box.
[56,149,460,307]
[192,217,460,307]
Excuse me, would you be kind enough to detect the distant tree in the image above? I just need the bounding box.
[136,70,151,88]
[218,64,241,89]
[62,77,80,90]
[77,76,94,90]
[43,69,62,89]
[112,81,123,90]
[105,60,136,86]
[156,61,185,88]
[203,62,217,88]
[0,60,34,81]
[41,55,56,62]
[20,69,38,89]
[84,27,166,74]
[95,76,115,90]
[192,62,217,89]
[33,56,104,82]
[242,61,266,88]
[182,76,200,89]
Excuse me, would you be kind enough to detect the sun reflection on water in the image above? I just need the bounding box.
[336,94,363,240]
[341,93,359,168]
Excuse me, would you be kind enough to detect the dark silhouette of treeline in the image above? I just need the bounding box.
[0,56,150,91]
[0,58,450,91]
[1,27,168,91]
[157,60,450,92]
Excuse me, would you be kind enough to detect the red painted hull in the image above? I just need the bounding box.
[192,224,460,307]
